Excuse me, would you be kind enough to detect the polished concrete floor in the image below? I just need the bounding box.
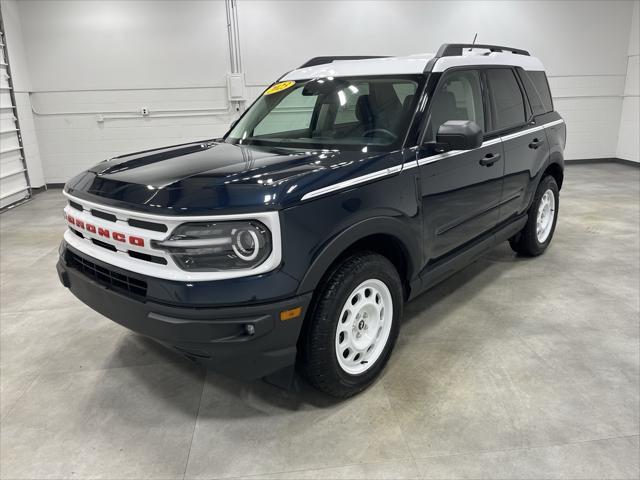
[1,163,638,479]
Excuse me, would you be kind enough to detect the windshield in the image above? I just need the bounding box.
[225,75,422,151]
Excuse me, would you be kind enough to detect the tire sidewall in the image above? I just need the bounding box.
[527,176,560,254]
[312,254,403,391]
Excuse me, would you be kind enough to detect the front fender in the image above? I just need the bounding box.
[296,215,421,294]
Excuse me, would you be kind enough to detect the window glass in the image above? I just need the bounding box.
[520,70,553,115]
[254,88,316,136]
[486,69,526,130]
[334,83,369,125]
[226,76,421,151]
[427,69,484,140]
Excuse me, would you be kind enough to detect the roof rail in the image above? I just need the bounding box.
[299,56,389,69]
[436,43,530,57]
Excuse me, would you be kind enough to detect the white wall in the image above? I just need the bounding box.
[14,0,237,184]
[616,0,639,163]
[4,0,639,184]
[1,0,45,187]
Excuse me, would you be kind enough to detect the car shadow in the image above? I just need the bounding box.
[112,248,511,416]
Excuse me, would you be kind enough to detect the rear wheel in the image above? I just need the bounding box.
[299,252,402,398]
[509,175,559,256]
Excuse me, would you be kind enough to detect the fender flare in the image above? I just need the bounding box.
[524,154,564,211]
[544,152,565,187]
[296,216,421,294]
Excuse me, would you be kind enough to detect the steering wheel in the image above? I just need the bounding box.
[362,128,397,140]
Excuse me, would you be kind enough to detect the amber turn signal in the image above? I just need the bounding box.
[280,307,302,321]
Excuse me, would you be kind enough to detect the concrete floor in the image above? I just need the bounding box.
[0,162,638,479]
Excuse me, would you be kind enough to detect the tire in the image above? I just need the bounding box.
[509,175,559,256]
[299,252,403,398]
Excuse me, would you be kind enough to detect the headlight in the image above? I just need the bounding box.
[153,221,272,271]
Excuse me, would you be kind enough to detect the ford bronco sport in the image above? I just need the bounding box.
[57,43,565,397]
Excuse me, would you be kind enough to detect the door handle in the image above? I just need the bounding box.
[479,153,501,166]
[528,138,545,149]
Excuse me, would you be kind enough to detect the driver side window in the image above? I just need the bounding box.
[426,70,484,141]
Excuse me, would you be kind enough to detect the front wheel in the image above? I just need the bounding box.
[299,252,403,398]
[509,175,559,256]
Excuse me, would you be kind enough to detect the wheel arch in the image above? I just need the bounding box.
[543,160,564,190]
[297,216,421,300]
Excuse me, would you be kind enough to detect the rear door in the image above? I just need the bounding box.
[418,69,504,261]
[484,68,551,223]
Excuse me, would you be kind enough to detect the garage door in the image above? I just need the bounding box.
[0,27,31,211]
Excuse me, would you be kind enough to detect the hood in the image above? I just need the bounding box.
[65,140,405,215]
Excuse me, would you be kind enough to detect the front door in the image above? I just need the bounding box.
[418,69,504,262]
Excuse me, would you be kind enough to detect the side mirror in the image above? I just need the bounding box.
[435,120,483,151]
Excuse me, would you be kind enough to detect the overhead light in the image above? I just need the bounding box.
[337,90,346,106]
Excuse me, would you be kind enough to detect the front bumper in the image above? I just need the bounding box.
[57,243,312,381]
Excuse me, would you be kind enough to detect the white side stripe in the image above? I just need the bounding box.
[542,119,565,128]
[300,120,564,201]
[416,138,502,167]
[301,165,402,201]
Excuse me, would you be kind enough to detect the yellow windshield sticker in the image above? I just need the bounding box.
[264,81,295,95]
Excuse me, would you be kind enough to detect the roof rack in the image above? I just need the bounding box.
[299,56,389,69]
[436,43,530,57]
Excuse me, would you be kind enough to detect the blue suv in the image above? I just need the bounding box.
[57,44,566,397]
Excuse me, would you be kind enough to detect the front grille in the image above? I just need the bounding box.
[68,201,167,234]
[91,238,117,252]
[67,250,147,299]
[128,250,167,265]
[69,200,83,212]
[90,209,117,222]
[128,218,167,233]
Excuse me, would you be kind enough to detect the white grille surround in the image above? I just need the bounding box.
[62,192,282,282]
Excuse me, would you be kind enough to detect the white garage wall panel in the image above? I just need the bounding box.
[616,0,639,163]
[7,0,639,185]
[15,0,236,184]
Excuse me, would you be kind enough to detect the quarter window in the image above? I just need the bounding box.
[426,69,484,141]
[520,70,553,115]
[486,68,526,131]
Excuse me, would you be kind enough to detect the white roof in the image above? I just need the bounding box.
[282,51,545,80]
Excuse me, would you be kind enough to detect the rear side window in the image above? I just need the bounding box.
[520,70,553,115]
[486,68,526,131]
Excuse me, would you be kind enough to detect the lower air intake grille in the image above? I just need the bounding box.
[67,250,147,299]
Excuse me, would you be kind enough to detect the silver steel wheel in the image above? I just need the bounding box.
[536,188,556,243]
[335,279,393,375]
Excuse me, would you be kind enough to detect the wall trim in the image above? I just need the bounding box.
[565,158,639,167]
[612,158,640,167]
[31,186,48,195]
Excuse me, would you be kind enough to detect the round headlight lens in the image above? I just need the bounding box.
[232,228,260,261]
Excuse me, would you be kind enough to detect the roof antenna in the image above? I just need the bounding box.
[469,33,478,51]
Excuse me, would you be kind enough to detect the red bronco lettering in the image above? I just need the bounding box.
[65,213,145,247]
